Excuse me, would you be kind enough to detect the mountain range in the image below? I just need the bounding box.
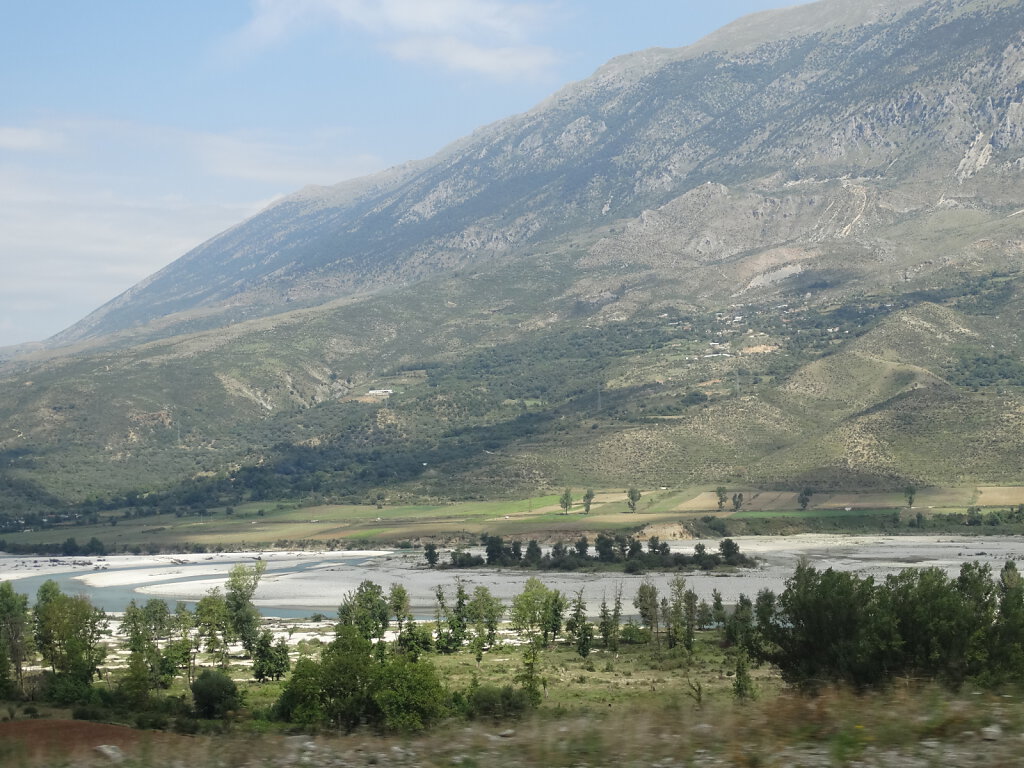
[3,0,1024,517]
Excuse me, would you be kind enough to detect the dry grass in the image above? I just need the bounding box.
[5,685,1023,767]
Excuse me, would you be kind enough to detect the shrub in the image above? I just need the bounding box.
[464,684,532,720]
[191,669,240,719]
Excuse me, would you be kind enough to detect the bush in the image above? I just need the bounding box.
[42,673,93,706]
[191,669,240,719]
[464,684,532,720]
[72,704,110,721]
[620,622,651,645]
[371,658,448,732]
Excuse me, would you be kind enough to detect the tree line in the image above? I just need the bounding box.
[431,534,755,573]
[4,557,1023,735]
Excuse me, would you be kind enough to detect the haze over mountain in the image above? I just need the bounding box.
[3,0,1024,518]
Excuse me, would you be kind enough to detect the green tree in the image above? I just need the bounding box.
[524,540,543,566]
[904,484,917,507]
[165,601,199,683]
[388,583,413,640]
[191,668,240,719]
[424,543,439,567]
[798,487,813,510]
[467,585,505,647]
[371,656,448,732]
[253,630,290,682]
[626,487,641,513]
[225,560,266,657]
[732,650,756,702]
[514,639,544,706]
[540,588,568,646]
[574,536,589,558]
[511,577,553,640]
[0,581,31,694]
[732,492,744,511]
[338,580,390,642]
[633,580,660,644]
[565,589,592,658]
[434,579,470,653]
[716,486,728,511]
[195,588,232,667]
[33,581,107,683]
[559,487,573,515]
[582,488,595,514]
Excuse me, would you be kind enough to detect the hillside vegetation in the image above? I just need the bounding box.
[4,0,1024,519]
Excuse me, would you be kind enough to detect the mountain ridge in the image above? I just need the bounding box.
[4,0,1024,517]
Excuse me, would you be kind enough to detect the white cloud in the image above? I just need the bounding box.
[191,131,382,186]
[0,117,388,346]
[230,0,558,78]
[386,35,556,78]
[0,126,64,152]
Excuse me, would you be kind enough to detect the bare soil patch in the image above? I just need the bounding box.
[977,486,1024,505]
[0,719,185,763]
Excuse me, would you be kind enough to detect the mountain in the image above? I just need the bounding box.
[4,0,1024,517]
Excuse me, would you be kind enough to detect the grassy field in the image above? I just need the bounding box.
[3,622,1024,768]
[7,485,1024,552]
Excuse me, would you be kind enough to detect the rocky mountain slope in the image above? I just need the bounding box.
[52,0,1024,347]
[3,0,1024,514]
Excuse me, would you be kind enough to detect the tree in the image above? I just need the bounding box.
[388,583,413,640]
[371,656,448,732]
[732,650,756,701]
[424,543,439,567]
[574,536,589,558]
[467,585,505,647]
[166,601,199,683]
[0,581,30,694]
[565,589,592,658]
[525,540,542,566]
[337,580,390,642]
[540,588,568,645]
[716,486,728,511]
[626,487,641,513]
[582,488,595,514]
[120,599,173,691]
[594,533,617,563]
[711,589,726,627]
[633,580,660,643]
[274,624,446,733]
[719,538,741,562]
[191,668,240,719]
[33,581,107,683]
[225,560,266,657]
[511,577,553,640]
[253,630,290,682]
[514,639,544,706]
[798,487,813,510]
[195,588,232,667]
[434,579,470,653]
[559,487,573,515]
[904,484,917,507]
[732,492,744,511]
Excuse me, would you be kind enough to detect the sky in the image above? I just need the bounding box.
[0,0,811,348]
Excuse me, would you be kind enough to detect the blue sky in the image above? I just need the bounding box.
[0,0,810,348]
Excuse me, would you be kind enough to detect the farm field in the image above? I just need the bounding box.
[5,485,1024,554]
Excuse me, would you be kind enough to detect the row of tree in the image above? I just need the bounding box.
[434,534,755,572]
[0,561,275,704]
[737,560,1024,690]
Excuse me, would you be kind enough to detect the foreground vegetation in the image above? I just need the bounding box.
[4,557,1024,767]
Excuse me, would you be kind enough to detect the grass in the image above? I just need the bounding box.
[731,507,896,520]
[4,651,1024,767]
[8,484,1024,552]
